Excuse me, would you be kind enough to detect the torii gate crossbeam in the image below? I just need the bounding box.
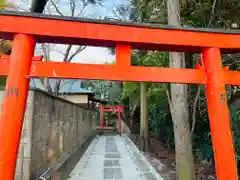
[0,11,239,180]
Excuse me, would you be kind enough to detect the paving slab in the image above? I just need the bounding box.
[67,134,164,180]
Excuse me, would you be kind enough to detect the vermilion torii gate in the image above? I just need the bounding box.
[99,104,125,134]
[0,11,240,180]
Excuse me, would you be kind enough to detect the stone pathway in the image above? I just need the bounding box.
[67,135,164,180]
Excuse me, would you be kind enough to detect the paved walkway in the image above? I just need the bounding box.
[67,135,164,180]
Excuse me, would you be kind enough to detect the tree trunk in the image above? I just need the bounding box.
[31,0,48,13]
[140,82,149,152]
[139,0,149,152]
[44,78,52,93]
[167,0,196,180]
[41,44,53,93]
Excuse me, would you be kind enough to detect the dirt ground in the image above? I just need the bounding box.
[131,135,216,180]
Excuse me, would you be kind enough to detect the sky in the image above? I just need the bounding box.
[13,0,128,64]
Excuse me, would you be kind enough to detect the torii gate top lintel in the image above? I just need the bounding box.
[0,10,239,180]
[1,11,240,53]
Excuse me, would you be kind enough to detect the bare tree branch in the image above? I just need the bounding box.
[49,0,64,16]
[63,45,72,61]
[52,49,67,56]
[207,0,217,28]
[35,0,103,95]
[67,46,86,62]
[162,84,173,116]
[41,44,53,92]
[54,45,87,95]
[53,45,72,95]
[69,0,76,16]
[42,44,50,60]
[77,8,86,16]
[76,2,88,16]
[191,86,201,136]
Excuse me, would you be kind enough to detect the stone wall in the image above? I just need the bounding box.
[0,88,96,180]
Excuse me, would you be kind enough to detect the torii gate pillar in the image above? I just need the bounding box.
[0,34,35,179]
[202,48,238,180]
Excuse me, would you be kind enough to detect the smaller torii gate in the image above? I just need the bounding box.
[99,105,125,134]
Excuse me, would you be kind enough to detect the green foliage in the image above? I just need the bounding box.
[123,50,175,145]
[0,0,6,9]
[95,0,240,166]
[231,109,240,160]
[118,0,240,165]
[81,80,122,104]
[0,77,6,87]
[0,0,8,87]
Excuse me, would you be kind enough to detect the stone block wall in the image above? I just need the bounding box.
[0,88,96,180]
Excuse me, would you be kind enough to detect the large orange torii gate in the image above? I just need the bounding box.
[0,10,240,179]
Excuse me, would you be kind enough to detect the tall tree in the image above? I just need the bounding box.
[140,81,148,151]
[139,0,149,152]
[167,0,196,179]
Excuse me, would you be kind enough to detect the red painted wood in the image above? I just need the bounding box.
[0,34,35,180]
[202,48,238,180]
[1,14,240,52]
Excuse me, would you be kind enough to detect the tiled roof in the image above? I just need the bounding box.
[30,79,92,94]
